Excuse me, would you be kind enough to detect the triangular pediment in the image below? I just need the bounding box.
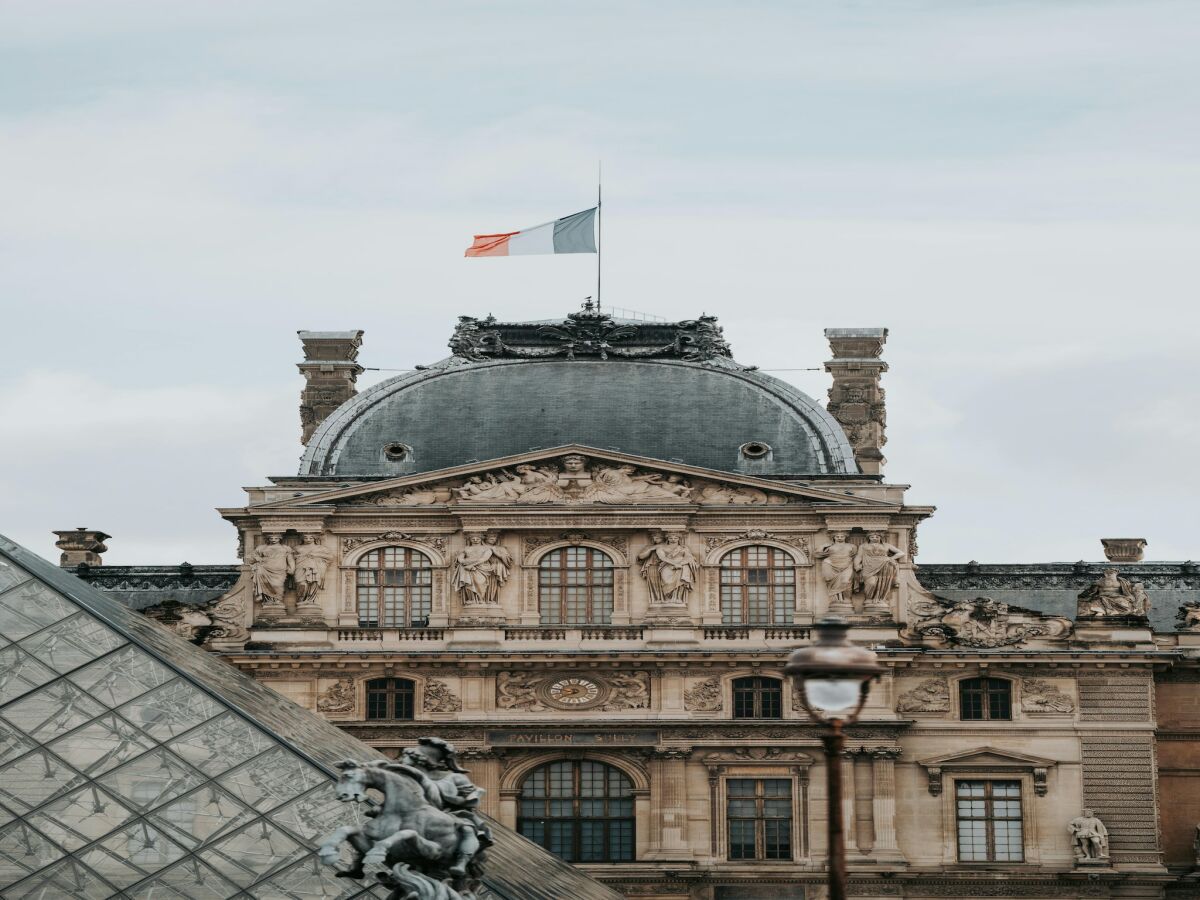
[918,746,1057,770]
[255,445,893,510]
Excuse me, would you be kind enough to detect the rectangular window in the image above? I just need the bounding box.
[726,778,792,860]
[956,780,1023,862]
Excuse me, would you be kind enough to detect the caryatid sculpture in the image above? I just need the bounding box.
[293,534,334,606]
[248,534,294,608]
[1068,809,1110,863]
[855,531,905,608]
[451,534,512,606]
[817,532,856,612]
[320,737,491,900]
[637,532,698,605]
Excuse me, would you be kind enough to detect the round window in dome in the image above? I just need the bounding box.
[740,441,771,459]
[383,442,411,461]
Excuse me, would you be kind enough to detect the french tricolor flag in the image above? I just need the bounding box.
[465,207,597,257]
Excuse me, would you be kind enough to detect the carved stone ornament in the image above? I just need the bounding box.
[908,593,1072,648]
[1178,601,1200,632]
[896,678,950,714]
[317,678,356,714]
[207,581,250,644]
[1020,678,1075,714]
[683,677,723,712]
[496,671,650,712]
[446,305,736,365]
[522,532,627,561]
[704,530,810,560]
[318,737,491,898]
[1069,809,1110,862]
[423,679,463,713]
[342,531,448,554]
[1077,567,1150,618]
[139,599,215,644]
[347,455,791,508]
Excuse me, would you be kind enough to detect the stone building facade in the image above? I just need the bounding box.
[70,306,1200,899]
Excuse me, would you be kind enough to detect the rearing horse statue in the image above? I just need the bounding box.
[318,759,481,886]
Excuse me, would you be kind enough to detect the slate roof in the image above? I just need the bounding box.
[0,534,621,900]
[299,311,858,479]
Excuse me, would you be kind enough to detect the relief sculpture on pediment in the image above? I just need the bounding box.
[345,454,793,508]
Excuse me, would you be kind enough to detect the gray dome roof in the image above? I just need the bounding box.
[300,356,857,478]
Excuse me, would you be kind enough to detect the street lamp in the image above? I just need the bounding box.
[785,617,884,900]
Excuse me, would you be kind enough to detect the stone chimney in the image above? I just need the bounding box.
[298,330,364,445]
[824,328,888,476]
[1101,538,1147,563]
[53,528,110,567]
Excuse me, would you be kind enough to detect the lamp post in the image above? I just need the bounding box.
[785,617,884,900]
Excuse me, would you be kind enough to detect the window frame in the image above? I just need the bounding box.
[365,677,415,721]
[725,776,795,861]
[537,547,615,626]
[355,546,433,628]
[958,677,1013,721]
[718,545,797,626]
[731,676,784,719]
[516,759,635,863]
[954,778,1025,863]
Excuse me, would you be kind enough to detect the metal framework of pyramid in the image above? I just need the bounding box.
[0,534,621,900]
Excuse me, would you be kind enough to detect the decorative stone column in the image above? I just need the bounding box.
[870,747,905,863]
[53,528,110,567]
[841,749,859,856]
[824,328,888,476]
[645,749,694,860]
[298,330,364,445]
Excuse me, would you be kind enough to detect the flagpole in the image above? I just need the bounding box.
[596,161,602,312]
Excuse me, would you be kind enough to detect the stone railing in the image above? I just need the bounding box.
[504,627,567,641]
[703,626,811,641]
[580,627,644,640]
[335,628,446,642]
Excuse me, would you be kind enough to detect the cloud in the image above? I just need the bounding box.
[0,1,1197,565]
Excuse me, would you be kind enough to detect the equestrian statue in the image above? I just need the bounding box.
[318,737,492,900]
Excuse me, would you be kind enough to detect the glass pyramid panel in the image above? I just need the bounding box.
[0,533,622,900]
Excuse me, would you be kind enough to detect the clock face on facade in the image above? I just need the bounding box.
[548,677,601,706]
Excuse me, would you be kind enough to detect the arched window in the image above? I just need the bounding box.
[356,547,432,627]
[518,760,634,862]
[720,546,795,625]
[366,678,414,720]
[539,547,614,625]
[732,676,783,719]
[959,677,1012,721]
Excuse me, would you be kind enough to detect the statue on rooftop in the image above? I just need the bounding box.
[1078,568,1141,618]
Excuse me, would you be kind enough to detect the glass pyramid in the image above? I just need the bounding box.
[0,534,620,900]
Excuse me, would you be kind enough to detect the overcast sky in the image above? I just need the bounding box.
[1,1,1197,566]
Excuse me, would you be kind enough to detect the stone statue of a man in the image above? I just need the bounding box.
[1068,809,1109,861]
